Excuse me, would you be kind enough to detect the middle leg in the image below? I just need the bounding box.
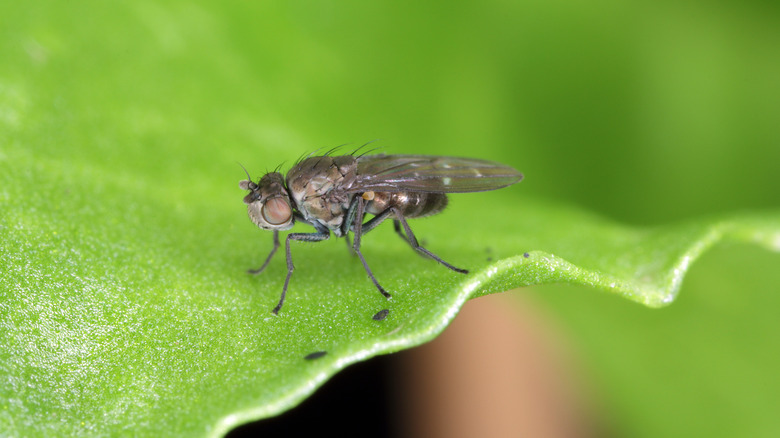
[352,196,392,299]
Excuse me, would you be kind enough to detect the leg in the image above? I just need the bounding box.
[393,219,431,258]
[341,198,359,257]
[358,206,395,234]
[342,196,394,254]
[344,233,356,256]
[352,197,392,299]
[393,219,426,255]
[248,230,280,274]
[393,207,469,274]
[272,230,330,315]
[393,220,406,242]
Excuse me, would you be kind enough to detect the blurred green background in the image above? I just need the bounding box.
[1,0,778,436]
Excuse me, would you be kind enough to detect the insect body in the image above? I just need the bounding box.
[240,152,523,314]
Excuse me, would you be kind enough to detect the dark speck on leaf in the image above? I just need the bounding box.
[304,351,327,360]
[372,309,390,321]
[523,252,530,258]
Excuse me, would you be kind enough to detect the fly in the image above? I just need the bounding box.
[239,150,523,314]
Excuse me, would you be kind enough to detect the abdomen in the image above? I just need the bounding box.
[366,191,448,218]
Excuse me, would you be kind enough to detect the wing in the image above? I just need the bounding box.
[348,154,523,193]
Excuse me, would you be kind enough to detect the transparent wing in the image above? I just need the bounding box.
[349,154,523,193]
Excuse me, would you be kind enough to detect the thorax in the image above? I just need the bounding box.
[286,156,357,233]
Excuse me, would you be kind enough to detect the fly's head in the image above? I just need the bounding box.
[239,171,295,231]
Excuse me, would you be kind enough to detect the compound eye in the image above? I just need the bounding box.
[261,197,292,225]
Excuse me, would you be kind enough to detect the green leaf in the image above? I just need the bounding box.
[2,1,779,437]
[2,140,779,436]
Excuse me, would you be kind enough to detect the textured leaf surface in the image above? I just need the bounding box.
[2,144,779,436]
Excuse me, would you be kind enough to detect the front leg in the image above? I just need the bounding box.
[272,230,330,315]
[248,230,280,274]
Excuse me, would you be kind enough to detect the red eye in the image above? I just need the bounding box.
[261,198,292,225]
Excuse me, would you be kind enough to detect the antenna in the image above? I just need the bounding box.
[237,162,252,181]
